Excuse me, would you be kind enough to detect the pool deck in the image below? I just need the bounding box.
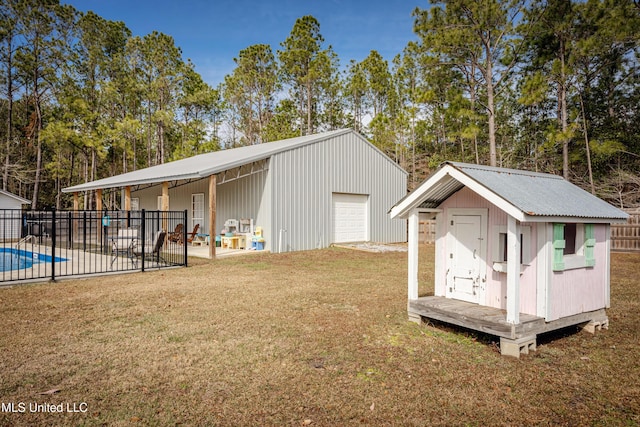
[0,242,169,284]
[0,241,266,285]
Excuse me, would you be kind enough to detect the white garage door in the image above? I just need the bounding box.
[332,193,369,243]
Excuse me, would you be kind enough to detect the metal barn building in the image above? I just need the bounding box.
[63,129,407,257]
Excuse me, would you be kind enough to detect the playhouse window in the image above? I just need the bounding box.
[498,232,524,263]
[563,223,577,255]
[553,223,596,271]
[492,225,531,273]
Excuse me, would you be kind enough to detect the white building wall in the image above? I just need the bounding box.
[0,194,28,240]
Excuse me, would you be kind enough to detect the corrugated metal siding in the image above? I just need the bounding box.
[216,168,270,241]
[270,131,407,252]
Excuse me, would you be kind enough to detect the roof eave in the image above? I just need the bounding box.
[521,214,629,223]
[389,164,523,220]
[0,189,31,204]
[62,172,203,193]
[389,166,452,218]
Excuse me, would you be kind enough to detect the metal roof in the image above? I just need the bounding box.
[391,161,629,222]
[0,189,30,204]
[63,129,393,193]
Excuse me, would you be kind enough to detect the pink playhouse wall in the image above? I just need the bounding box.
[547,224,608,321]
[435,187,609,319]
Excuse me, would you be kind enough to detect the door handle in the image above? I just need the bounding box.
[473,249,476,259]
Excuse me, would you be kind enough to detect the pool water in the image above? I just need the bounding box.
[0,248,67,272]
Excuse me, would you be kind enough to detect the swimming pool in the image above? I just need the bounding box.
[0,248,68,272]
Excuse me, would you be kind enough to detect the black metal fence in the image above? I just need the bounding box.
[0,209,188,283]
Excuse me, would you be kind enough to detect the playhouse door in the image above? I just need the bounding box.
[448,214,484,304]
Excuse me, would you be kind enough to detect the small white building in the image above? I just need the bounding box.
[0,190,30,241]
[390,162,629,357]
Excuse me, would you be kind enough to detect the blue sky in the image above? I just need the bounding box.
[65,0,421,87]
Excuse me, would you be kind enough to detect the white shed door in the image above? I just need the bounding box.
[332,193,368,243]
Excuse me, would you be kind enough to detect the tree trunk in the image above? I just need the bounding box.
[32,136,42,209]
[306,80,313,135]
[560,41,570,179]
[3,32,14,191]
[486,59,497,167]
[579,93,595,194]
[31,86,43,209]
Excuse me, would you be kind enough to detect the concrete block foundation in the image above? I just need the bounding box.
[500,336,537,358]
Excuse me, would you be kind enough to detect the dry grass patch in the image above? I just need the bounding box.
[0,247,638,426]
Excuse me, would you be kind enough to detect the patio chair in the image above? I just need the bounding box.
[110,228,139,269]
[186,224,200,244]
[168,223,183,243]
[133,230,167,266]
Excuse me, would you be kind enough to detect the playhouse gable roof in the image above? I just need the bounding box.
[390,162,628,223]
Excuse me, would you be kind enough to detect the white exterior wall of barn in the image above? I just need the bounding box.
[269,131,407,252]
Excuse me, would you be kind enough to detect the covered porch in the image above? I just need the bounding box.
[63,157,271,260]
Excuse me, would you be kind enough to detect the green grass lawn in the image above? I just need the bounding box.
[1,246,638,426]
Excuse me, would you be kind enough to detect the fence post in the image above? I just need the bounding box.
[183,210,188,267]
[83,211,87,252]
[141,209,146,273]
[51,208,57,282]
[67,211,72,249]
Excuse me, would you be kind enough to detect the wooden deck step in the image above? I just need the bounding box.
[409,296,545,340]
[409,296,608,341]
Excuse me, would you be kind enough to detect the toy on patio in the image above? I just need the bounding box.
[218,219,264,251]
[252,226,265,250]
[220,219,247,250]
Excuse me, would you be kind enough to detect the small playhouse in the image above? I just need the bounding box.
[390,162,629,357]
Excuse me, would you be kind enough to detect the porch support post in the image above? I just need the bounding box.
[96,189,102,211]
[208,174,216,259]
[162,181,169,232]
[408,209,420,301]
[506,215,520,324]
[124,186,131,211]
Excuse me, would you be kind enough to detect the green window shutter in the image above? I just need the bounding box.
[584,224,596,267]
[552,223,565,271]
